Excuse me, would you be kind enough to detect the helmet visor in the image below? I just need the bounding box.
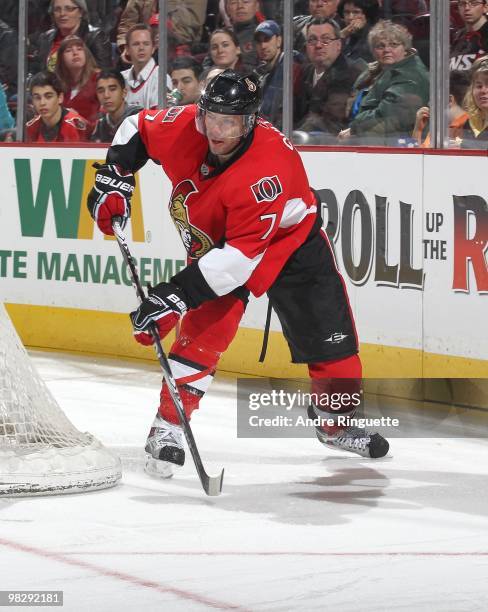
[196,107,255,140]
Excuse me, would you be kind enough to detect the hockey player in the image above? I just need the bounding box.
[87,70,389,478]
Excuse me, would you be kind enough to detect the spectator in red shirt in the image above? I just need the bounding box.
[55,35,100,130]
[26,71,89,142]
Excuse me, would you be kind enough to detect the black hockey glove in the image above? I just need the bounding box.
[87,163,135,236]
[130,282,188,345]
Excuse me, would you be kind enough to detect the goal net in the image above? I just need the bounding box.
[0,303,121,496]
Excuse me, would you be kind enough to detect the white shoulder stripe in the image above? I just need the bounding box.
[279,198,317,229]
[112,113,140,146]
[198,244,264,296]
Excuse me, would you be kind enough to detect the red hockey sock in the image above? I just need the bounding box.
[308,354,362,379]
[159,335,220,424]
[158,294,244,424]
[308,354,362,436]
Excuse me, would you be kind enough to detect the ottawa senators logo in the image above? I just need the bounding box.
[168,179,213,258]
[251,175,283,203]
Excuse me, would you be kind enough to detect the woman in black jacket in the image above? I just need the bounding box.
[338,0,380,66]
[32,0,112,73]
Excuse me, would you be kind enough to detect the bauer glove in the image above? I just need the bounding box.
[130,282,188,345]
[87,163,135,235]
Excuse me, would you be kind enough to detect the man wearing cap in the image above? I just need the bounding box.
[254,19,303,130]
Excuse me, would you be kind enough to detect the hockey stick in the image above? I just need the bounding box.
[111,217,224,496]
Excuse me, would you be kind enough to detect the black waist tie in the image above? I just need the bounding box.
[258,299,273,363]
[258,193,323,363]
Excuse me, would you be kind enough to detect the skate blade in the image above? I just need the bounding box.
[315,431,370,458]
[327,442,369,457]
[144,454,174,479]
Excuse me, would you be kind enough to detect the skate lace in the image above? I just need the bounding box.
[335,426,371,452]
[151,424,182,447]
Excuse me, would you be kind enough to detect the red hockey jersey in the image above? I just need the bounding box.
[108,105,317,298]
[26,108,89,143]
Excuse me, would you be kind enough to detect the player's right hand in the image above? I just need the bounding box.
[130,282,188,345]
[87,163,135,236]
[131,312,180,346]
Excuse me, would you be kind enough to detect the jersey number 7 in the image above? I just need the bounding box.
[260,213,277,240]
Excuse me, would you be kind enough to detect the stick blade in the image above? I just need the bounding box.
[204,469,224,496]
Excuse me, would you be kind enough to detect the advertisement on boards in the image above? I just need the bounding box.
[0,147,486,366]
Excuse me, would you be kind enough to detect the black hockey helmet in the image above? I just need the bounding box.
[196,70,261,140]
[199,69,261,116]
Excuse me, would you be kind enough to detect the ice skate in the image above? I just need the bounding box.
[144,414,185,479]
[308,405,389,458]
[315,425,389,458]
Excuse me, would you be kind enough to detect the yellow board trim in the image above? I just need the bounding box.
[5,303,488,379]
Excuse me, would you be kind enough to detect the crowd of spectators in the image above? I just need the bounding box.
[0,0,487,148]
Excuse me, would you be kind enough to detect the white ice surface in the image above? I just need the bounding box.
[1,351,487,612]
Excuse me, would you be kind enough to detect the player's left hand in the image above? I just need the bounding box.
[130,282,188,345]
[87,163,135,236]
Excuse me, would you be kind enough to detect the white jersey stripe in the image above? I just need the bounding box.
[198,243,264,296]
[279,198,317,229]
[112,114,140,146]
